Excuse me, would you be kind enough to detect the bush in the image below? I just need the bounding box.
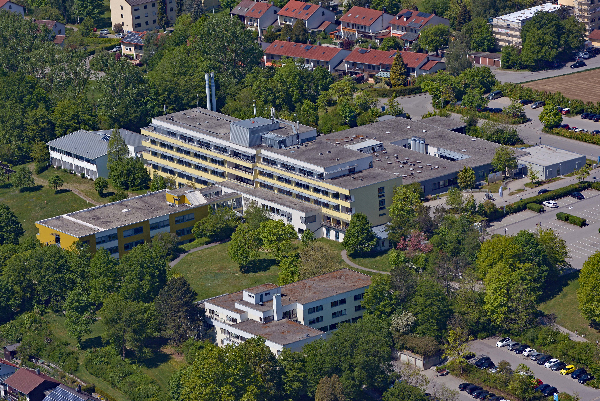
[526,203,544,213]
[505,182,590,214]
[557,212,586,227]
[364,86,422,98]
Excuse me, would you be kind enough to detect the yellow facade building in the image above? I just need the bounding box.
[36,187,241,257]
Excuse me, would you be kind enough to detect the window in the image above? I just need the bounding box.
[307,305,323,314]
[379,199,386,210]
[330,298,346,308]
[124,239,144,251]
[106,246,119,255]
[329,323,338,330]
[120,5,123,9]
[170,7,173,11]
[96,233,118,244]
[152,2,155,5]
[378,186,385,197]
[150,219,169,230]
[318,326,328,332]
[332,310,346,319]
[144,4,147,8]
[121,14,123,17]
[153,11,156,14]
[175,213,195,224]
[145,21,149,25]
[176,226,193,236]
[354,293,364,301]
[153,19,156,23]
[145,12,148,16]
[123,226,143,238]
[355,305,365,312]
[134,6,139,10]
[135,15,140,19]
[308,316,323,325]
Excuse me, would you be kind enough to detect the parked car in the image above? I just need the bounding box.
[523,348,537,356]
[583,113,591,119]
[562,108,571,115]
[487,90,502,100]
[532,101,545,109]
[544,358,560,368]
[514,344,529,354]
[579,373,594,383]
[543,386,559,396]
[571,368,586,379]
[109,46,120,52]
[578,51,590,59]
[537,355,552,365]
[528,351,542,360]
[459,383,472,391]
[473,390,489,399]
[115,33,123,38]
[535,383,551,393]
[543,200,558,208]
[559,124,570,130]
[100,29,109,34]
[538,189,550,195]
[571,192,585,200]
[496,337,512,347]
[519,99,533,105]
[571,60,586,68]
[560,365,576,375]
[508,342,521,351]
[592,130,600,135]
[478,359,495,369]
[551,362,567,371]
[466,385,483,395]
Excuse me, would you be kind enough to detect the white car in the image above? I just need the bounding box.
[545,358,560,368]
[115,33,123,38]
[523,348,536,357]
[496,337,512,347]
[543,200,558,208]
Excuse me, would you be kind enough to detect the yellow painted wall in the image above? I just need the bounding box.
[35,224,96,253]
[258,163,351,195]
[258,175,351,208]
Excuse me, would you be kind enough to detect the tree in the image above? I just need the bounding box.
[88,248,120,304]
[578,251,600,323]
[539,103,563,129]
[119,244,168,303]
[457,166,476,189]
[259,219,298,262]
[443,328,472,373]
[527,164,540,186]
[408,278,451,339]
[445,187,464,212]
[0,204,24,245]
[385,97,405,117]
[192,207,240,242]
[382,381,428,401]
[491,146,517,175]
[107,128,129,190]
[244,201,270,230]
[461,88,487,110]
[418,24,450,54]
[299,241,339,279]
[155,277,205,345]
[157,0,169,28]
[315,375,346,401]
[228,223,262,269]
[12,166,34,191]
[99,293,158,358]
[576,164,591,182]
[390,52,408,88]
[463,18,495,52]
[94,177,109,195]
[362,274,400,320]
[445,32,473,75]
[64,287,96,347]
[501,45,522,70]
[30,142,50,174]
[379,36,402,51]
[278,252,300,285]
[113,23,124,33]
[342,213,377,256]
[291,19,309,43]
[48,174,64,192]
[387,185,423,242]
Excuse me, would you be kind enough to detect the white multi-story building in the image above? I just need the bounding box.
[204,269,371,355]
[492,3,561,47]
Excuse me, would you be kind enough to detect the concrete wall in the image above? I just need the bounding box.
[398,351,442,370]
[350,177,402,227]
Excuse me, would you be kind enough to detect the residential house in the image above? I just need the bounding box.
[231,0,280,31]
[110,0,177,32]
[47,129,144,180]
[36,187,242,256]
[341,48,444,78]
[120,30,147,61]
[0,360,18,399]
[263,40,350,72]
[53,35,66,46]
[0,0,24,16]
[2,344,19,362]
[589,28,600,46]
[559,0,600,34]
[389,9,449,45]
[492,3,560,47]
[42,384,100,401]
[33,19,66,36]
[3,368,60,401]
[277,0,335,30]
[204,269,371,355]
[338,6,393,40]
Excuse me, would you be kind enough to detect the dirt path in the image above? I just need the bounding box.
[32,172,101,206]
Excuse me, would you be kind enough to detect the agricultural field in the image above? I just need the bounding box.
[523,68,600,103]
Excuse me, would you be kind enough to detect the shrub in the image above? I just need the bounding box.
[556,212,567,221]
[364,86,422,98]
[505,182,590,214]
[556,212,586,227]
[526,203,543,213]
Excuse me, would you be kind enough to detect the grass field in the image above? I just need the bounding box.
[523,68,600,103]
[539,273,600,344]
[348,250,393,273]
[0,182,90,238]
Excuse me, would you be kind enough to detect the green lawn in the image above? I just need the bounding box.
[348,250,393,273]
[172,242,280,301]
[0,182,90,238]
[539,274,600,344]
[37,166,117,205]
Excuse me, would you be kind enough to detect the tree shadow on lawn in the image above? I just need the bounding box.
[240,258,277,274]
[19,185,43,193]
[55,188,72,195]
[80,335,103,350]
[539,269,579,304]
[138,348,171,369]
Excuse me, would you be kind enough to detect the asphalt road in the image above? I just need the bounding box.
[469,339,600,400]
[491,55,600,84]
[488,188,600,270]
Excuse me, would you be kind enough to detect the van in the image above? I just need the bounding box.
[486,90,502,100]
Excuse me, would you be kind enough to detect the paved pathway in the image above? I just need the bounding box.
[169,241,222,267]
[341,250,389,274]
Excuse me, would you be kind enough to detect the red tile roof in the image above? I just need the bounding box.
[278,0,321,20]
[421,60,439,70]
[589,29,600,41]
[397,50,429,68]
[0,0,17,7]
[4,368,59,395]
[316,20,333,30]
[339,6,383,26]
[344,48,430,69]
[390,9,434,28]
[265,40,342,62]
[53,34,66,44]
[33,19,58,30]
[245,2,276,18]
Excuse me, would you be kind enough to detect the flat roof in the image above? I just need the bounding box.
[262,141,369,169]
[245,283,280,294]
[517,145,586,166]
[36,188,238,238]
[494,3,559,23]
[233,319,323,345]
[421,116,467,131]
[219,181,321,213]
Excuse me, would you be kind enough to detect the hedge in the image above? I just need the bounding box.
[364,86,422,98]
[557,212,586,227]
[504,182,591,215]
[526,203,544,213]
[549,127,600,147]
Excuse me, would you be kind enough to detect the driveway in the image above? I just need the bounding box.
[491,55,600,84]
[378,93,434,119]
[469,339,600,400]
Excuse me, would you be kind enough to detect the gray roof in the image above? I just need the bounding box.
[421,116,467,132]
[232,319,324,345]
[517,145,586,166]
[47,129,143,160]
[400,32,419,41]
[43,384,100,401]
[121,31,145,45]
[124,0,156,6]
[4,343,20,352]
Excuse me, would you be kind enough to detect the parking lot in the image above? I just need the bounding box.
[488,189,600,270]
[467,339,600,400]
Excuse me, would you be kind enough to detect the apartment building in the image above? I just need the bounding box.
[341,47,444,77]
[110,0,177,32]
[338,6,394,40]
[35,187,241,256]
[263,40,350,72]
[141,107,501,242]
[492,3,560,47]
[277,0,335,30]
[559,0,600,34]
[389,9,449,44]
[204,269,371,355]
[230,0,280,31]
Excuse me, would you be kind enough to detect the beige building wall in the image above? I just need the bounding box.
[349,177,402,227]
[111,0,178,32]
[559,0,600,34]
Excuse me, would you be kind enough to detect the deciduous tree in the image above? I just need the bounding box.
[0,204,24,245]
[390,52,407,88]
[315,375,346,401]
[539,103,562,129]
[491,146,517,175]
[259,219,297,262]
[418,23,449,54]
[119,243,168,303]
[342,213,377,256]
[387,185,423,242]
[192,207,240,242]
[64,287,96,347]
[228,223,262,269]
[12,166,34,191]
[578,251,600,323]
[94,177,109,195]
[457,166,476,189]
[48,174,64,192]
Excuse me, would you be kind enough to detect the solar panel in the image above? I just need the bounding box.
[417,12,431,17]
[303,4,311,10]
[358,48,368,53]
[305,45,312,50]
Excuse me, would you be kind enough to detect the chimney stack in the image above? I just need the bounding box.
[210,72,217,112]
[273,294,282,321]
[205,73,211,111]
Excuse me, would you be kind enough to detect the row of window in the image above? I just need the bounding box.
[317,317,362,332]
[96,233,117,245]
[308,316,323,325]
[124,239,144,251]
[332,309,347,319]
[176,226,193,236]
[258,170,345,201]
[123,226,143,238]
[150,219,169,231]
[307,305,323,314]
[174,213,195,224]
[331,297,346,308]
